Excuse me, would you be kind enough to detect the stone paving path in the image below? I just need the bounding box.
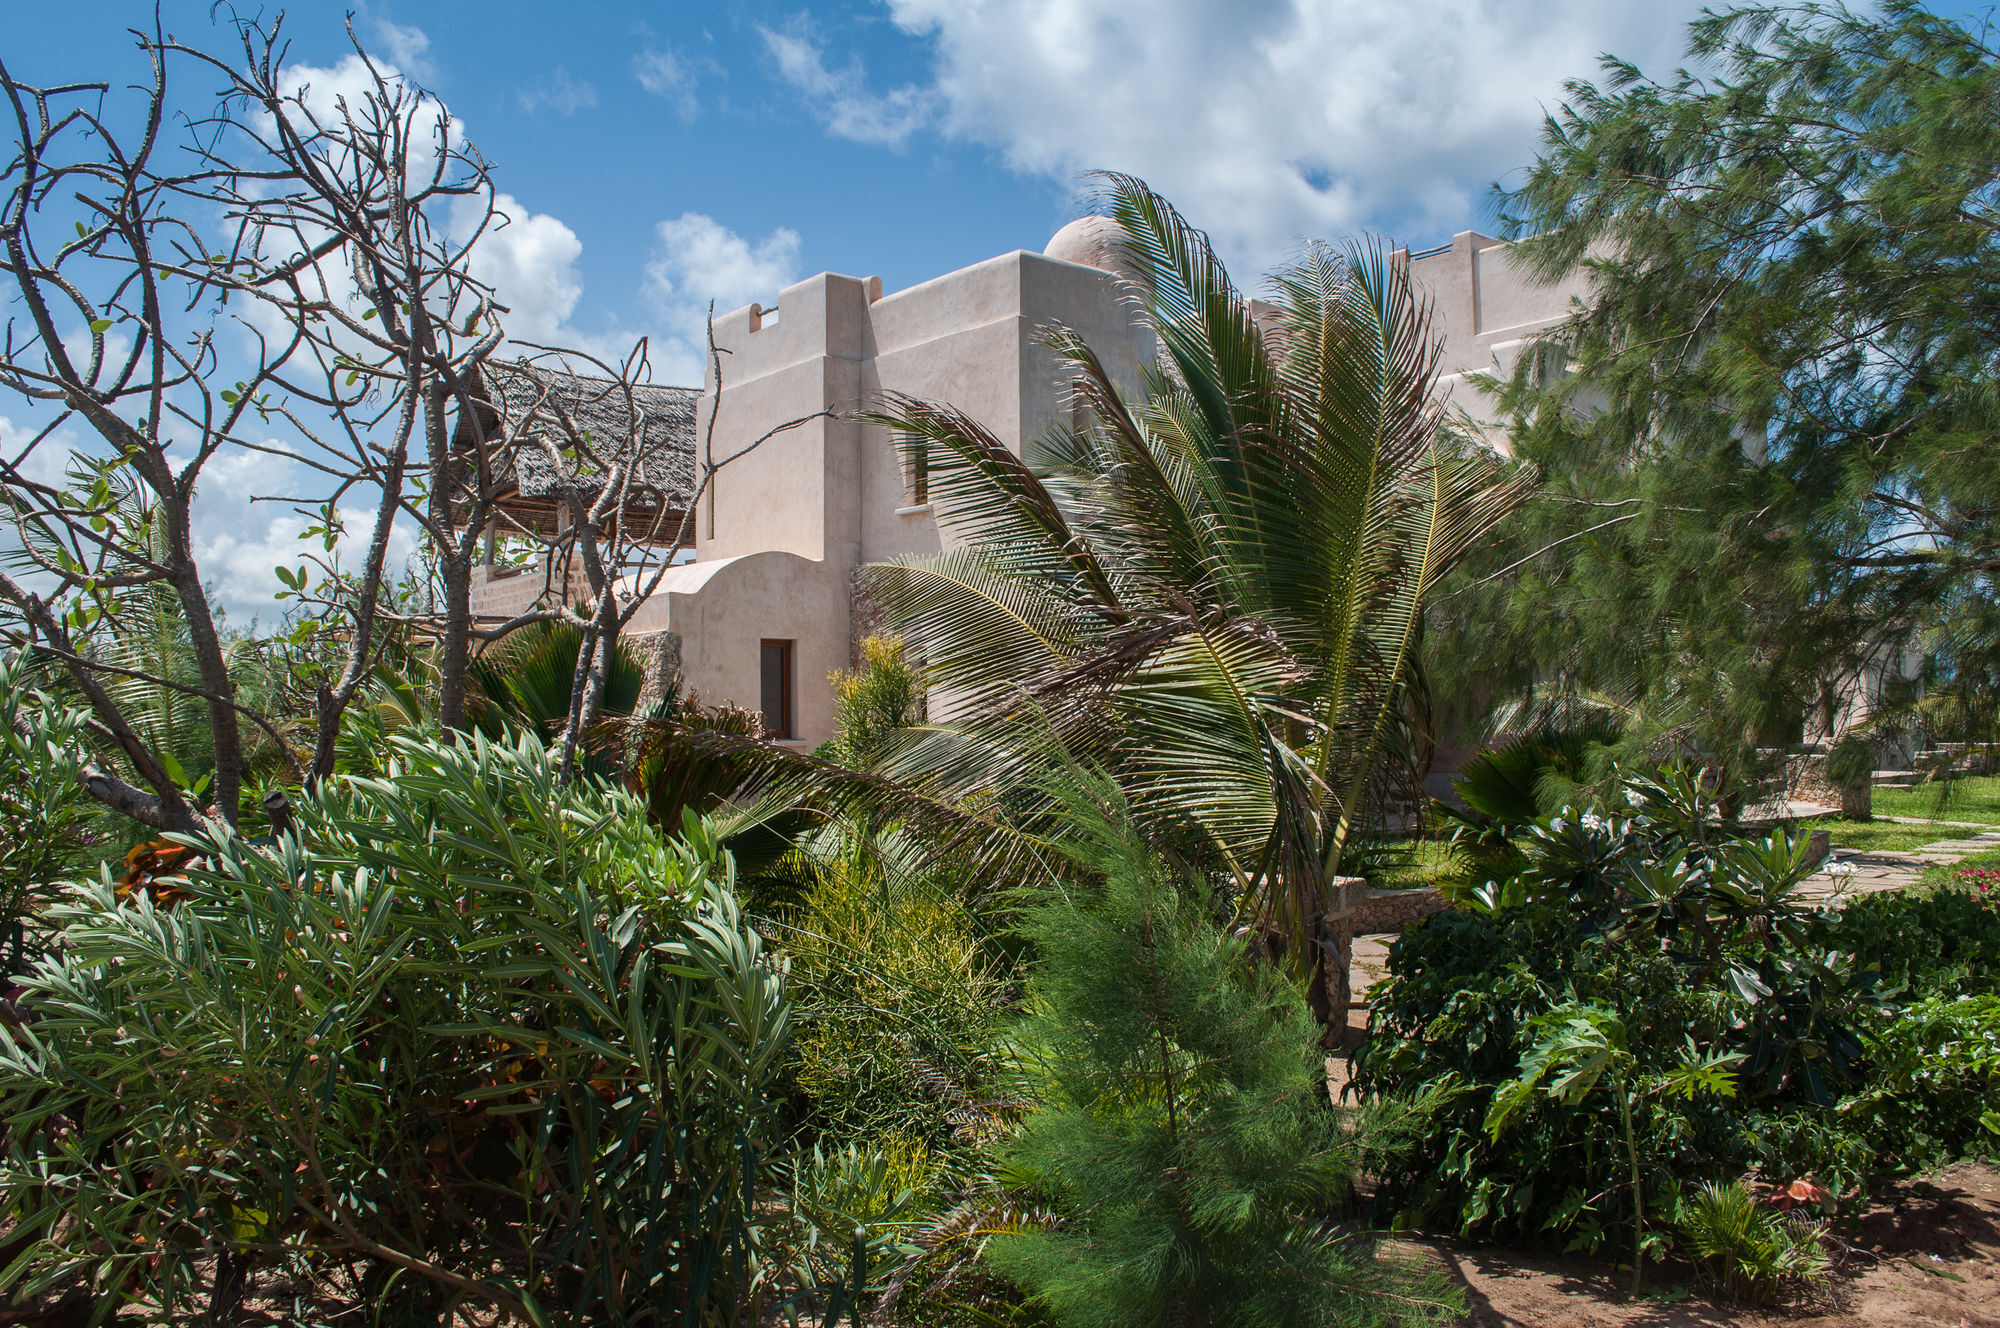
[1879,813,2000,831]
[1804,825,2000,903]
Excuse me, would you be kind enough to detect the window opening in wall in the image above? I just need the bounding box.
[908,445,928,505]
[760,639,795,740]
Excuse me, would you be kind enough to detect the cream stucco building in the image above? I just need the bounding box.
[472,221,1584,747]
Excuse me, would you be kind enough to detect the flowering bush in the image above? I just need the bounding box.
[1958,866,2000,899]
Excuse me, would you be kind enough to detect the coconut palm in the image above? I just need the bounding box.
[859,176,1531,1020]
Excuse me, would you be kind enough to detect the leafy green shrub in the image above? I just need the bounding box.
[1354,907,1768,1247]
[988,776,1457,1328]
[1842,993,2000,1166]
[1825,886,2000,999]
[820,635,925,771]
[1353,764,1884,1250]
[1674,1181,1829,1305]
[0,653,100,949]
[0,731,800,1325]
[1483,1002,1742,1292]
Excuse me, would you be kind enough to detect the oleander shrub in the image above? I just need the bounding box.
[0,731,803,1326]
[0,651,101,951]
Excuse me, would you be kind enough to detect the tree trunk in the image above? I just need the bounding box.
[309,436,411,783]
[1840,780,1872,820]
[436,553,474,733]
[1313,875,1368,1050]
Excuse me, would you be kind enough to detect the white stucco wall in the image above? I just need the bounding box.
[1402,231,1593,454]
[480,224,1596,749]
[649,246,1149,745]
[624,550,849,745]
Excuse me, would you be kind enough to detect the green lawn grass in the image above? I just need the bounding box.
[1793,815,1981,855]
[1371,838,1474,892]
[1872,773,2000,825]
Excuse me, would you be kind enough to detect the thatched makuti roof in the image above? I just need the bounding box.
[457,363,700,542]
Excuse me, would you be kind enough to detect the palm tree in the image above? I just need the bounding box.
[859,176,1531,1022]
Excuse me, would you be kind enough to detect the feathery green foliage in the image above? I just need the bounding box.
[986,771,1457,1328]
[1675,1181,1830,1306]
[782,826,1012,1151]
[466,620,645,744]
[820,635,925,772]
[1437,1,2000,765]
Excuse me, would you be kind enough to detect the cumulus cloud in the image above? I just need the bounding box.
[196,506,421,629]
[517,68,598,117]
[760,19,937,148]
[365,15,437,83]
[873,0,1707,269]
[644,213,803,382]
[458,193,587,345]
[634,43,700,120]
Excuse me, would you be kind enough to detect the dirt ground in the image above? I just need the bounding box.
[1412,1161,2000,1327]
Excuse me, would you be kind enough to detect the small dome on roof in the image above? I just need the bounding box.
[1044,216,1135,277]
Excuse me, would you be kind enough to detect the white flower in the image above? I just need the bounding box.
[1550,817,1567,835]
[1581,811,1606,833]
[1625,788,1646,807]
[1827,861,1857,879]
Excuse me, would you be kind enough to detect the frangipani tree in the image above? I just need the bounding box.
[861,176,1531,1020]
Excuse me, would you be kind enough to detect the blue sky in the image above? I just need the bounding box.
[13,2,1993,385]
[10,0,1835,385]
[5,1,1987,621]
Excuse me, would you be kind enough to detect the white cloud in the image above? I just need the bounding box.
[644,214,803,382]
[181,444,421,626]
[460,193,586,346]
[518,68,598,117]
[0,414,87,491]
[634,44,700,120]
[195,502,419,628]
[365,15,437,83]
[874,0,1707,270]
[760,20,937,148]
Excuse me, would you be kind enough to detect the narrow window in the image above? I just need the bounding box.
[760,639,795,739]
[908,446,928,505]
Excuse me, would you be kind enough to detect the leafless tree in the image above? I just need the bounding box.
[0,16,516,828]
[0,25,282,832]
[173,18,513,755]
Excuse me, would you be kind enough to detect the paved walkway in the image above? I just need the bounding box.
[1804,826,2000,902]
[1880,814,2000,831]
